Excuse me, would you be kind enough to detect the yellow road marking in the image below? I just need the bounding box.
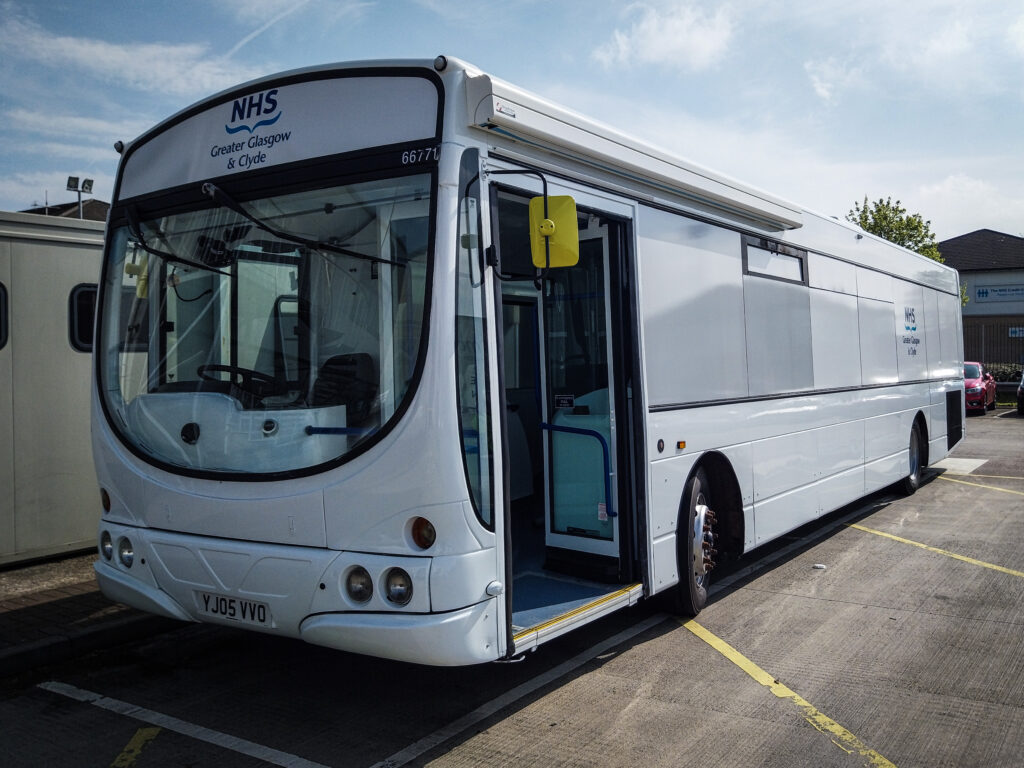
[681,620,896,767]
[110,727,161,767]
[849,524,1024,579]
[946,473,1024,481]
[938,475,1024,497]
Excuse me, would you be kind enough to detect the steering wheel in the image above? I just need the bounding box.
[197,364,277,394]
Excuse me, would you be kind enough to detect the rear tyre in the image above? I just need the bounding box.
[670,468,716,616]
[900,423,923,496]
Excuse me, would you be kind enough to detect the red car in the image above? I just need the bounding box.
[964,362,996,412]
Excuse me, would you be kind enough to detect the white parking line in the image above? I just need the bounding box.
[38,614,668,768]
[37,681,331,768]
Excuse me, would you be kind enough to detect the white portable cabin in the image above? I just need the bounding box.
[0,211,103,564]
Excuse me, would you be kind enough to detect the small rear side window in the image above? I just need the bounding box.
[69,283,98,352]
[742,235,808,286]
[0,282,7,350]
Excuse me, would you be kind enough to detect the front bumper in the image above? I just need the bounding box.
[93,522,500,666]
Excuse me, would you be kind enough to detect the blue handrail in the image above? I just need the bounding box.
[305,426,376,436]
[539,422,616,518]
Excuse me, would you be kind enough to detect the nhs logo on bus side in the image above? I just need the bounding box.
[904,306,917,332]
[902,306,920,356]
[226,89,281,134]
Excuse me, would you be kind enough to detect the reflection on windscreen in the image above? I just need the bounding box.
[100,173,431,475]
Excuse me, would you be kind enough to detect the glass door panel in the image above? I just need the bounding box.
[543,226,619,558]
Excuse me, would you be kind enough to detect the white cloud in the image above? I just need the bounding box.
[803,58,865,103]
[593,2,734,72]
[216,0,372,37]
[918,174,1024,239]
[214,0,308,19]
[533,81,1022,240]
[19,141,119,164]
[7,108,151,144]
[1009,15,1024,57]
[875,10,1013,97]
[0,15,260,97]
[223,0,314,58]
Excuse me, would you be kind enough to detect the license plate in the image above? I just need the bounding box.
[195,591,271,627]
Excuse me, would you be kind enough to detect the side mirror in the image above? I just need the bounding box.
[528,195,579,269]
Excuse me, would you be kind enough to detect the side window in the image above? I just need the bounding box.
[0,281,7,350]
[456,148,494,528]
[69,283,98,352]
[742,235,808,285]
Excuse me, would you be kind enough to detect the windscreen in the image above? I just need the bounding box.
[98,173,432,475]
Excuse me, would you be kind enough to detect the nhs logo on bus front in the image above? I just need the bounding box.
[210,88,293,171]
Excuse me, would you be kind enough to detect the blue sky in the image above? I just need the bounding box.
[1,0,1021,240]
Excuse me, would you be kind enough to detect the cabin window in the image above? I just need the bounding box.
[69,284,98,352]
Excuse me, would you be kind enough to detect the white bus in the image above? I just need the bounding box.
[93,57,964,665]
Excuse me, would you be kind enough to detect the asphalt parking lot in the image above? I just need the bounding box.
[2,407,1022,767]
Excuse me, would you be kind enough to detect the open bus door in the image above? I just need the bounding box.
[488,177,644,655]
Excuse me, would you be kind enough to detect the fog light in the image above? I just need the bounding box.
[345,566,373,603]
[411,517,436,550]
[385,568,413,606]
[117,537,134,568]
[100,531,113,560]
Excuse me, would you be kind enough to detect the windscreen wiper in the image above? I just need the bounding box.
[125,206,231,277]
[201,182,403,267]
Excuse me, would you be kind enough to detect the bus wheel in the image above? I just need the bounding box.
[672,468,717,616]
[900,423,923,496]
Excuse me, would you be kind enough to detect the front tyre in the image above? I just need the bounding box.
[900,423,923,496]
[671,468,717,616]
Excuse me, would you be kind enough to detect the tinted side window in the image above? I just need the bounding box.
[69,283,98,352]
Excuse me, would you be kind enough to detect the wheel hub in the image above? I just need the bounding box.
[693,502,718,585]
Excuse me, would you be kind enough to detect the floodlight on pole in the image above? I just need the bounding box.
[66,176,94,219]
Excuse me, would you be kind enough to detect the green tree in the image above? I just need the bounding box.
[847,196,967,304]
[847,196,942,261]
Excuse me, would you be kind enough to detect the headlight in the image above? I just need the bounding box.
[967,386,982,394]
[345,566,373,603]
[384,568,413,606]
[100,531,113,560]
[117,537,134,568]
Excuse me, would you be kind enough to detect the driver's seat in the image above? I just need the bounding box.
[310,353,377,426]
